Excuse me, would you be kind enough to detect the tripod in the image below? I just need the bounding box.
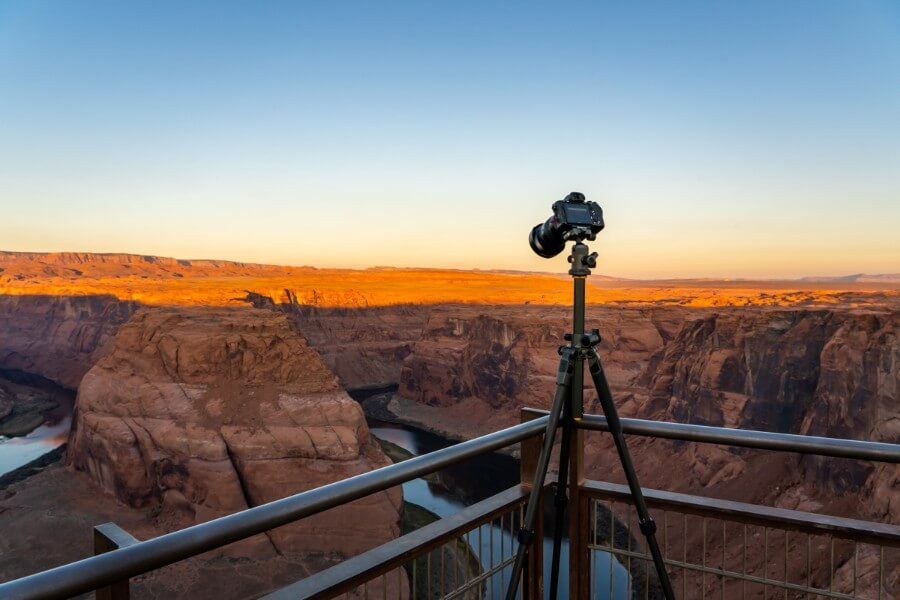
[505,241,675,600]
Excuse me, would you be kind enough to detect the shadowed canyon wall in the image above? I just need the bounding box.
[1,292,894,525]
[0,295,137,389]
[386,307,896,507]
[286,302,897,596]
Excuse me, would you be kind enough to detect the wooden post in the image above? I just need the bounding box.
[520,408,544,600]
[93,522,139,600]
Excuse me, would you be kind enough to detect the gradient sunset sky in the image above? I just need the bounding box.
[1,2,898,278]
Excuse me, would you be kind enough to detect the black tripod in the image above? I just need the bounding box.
[505,241,675,600]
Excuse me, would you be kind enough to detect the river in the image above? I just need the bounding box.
[368,419,632,599]
[0,371,75,478]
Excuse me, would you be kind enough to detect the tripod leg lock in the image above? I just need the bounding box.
[516,528,536,546]
[638,518,657,536]
[555,348,575,384]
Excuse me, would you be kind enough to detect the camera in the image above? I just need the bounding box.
[528,192,604,258]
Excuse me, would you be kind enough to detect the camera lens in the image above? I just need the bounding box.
[529,218,566,258]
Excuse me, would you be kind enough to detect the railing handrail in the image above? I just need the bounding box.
[521,408,900,463]
[3,410,898,599]
[0,416,549,600]
[582,480,900,546]
[264,477,900,599]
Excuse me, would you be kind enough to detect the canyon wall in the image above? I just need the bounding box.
[0,295,137,389]
[396,306,688,431]
[2,288,892,523]
[646,310,897,496]
[393,306,897,515]
[389,305,897,596]
[67,307,402,557]
[0,384,11,419]
[246,292,434,389]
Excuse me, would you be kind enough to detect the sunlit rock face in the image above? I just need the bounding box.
[68,307,401,557]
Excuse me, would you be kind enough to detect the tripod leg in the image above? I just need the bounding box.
[548,397,571,600]
[585,348,676,600]
[504,349,574,600]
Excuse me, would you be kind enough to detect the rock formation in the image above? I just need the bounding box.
[246,294,430,389]
[0,294,137,389]
[0,384,11,420]
[68,307,402,557]
[389,305,897,518]
[390,305,898,596]
[396,306,682,429]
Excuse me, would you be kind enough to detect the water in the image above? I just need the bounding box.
[0,372,75,477]
[369,419,631,598]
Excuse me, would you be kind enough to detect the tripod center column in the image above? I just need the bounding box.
[567,243,589,598]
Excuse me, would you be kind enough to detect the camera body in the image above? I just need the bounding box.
[550,192,603,230]
[529,192,604,258]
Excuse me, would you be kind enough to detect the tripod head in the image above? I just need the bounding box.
[567,241,598,277]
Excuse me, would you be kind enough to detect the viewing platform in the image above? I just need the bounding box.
[1,409,897,600]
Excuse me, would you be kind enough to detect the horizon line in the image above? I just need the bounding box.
[1,249,898,284]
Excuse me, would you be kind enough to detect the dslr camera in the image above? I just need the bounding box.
[528,192,604,258]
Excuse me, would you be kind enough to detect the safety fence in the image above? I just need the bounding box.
[0,408,897,599]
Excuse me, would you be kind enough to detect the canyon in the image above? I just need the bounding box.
[0,251,897,598]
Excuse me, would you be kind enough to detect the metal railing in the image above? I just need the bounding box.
[584,482,898,599]
[0,417,549,600]
[0,408,897,599]
[263,486,530,600]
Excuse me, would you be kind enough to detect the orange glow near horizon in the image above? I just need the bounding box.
[1,252,896,311]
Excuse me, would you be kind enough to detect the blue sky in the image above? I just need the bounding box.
[1,1,898,278]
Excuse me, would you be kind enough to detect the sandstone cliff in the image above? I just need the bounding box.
[0,294,137,389]
[395,307,897,512]
[389,305,898,595]
[246,293,430,389]
[396,306,684,432]
[0,383,11,420]
[67,307,402,557]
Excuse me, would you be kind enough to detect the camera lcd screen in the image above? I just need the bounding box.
[563,204,593,225]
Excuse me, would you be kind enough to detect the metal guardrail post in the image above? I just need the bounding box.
[93,523,139,600]
[567,400,589,598]
[519,409,544,600]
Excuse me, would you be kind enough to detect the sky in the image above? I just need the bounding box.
[0,1,898,279]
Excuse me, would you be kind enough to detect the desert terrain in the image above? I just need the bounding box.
[0,251,897,598]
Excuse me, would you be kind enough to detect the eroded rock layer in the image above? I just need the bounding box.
[389,305,898,595]
[68,307,401,556]
[0,294,137,388]
[393,306,896,504]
